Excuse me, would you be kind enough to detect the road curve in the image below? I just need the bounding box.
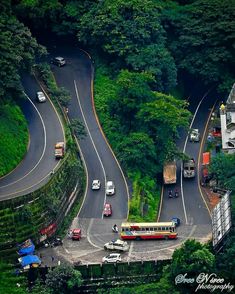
[0,73,64,200]
[50,47,129,219]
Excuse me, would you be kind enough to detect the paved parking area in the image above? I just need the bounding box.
[38,217,212,266]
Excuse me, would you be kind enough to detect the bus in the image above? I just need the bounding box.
[120,222,177,240]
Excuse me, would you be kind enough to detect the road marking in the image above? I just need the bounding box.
[74,80,107,219]
[181,90,211,224]
[86,218,103,249]
[0,93,47,189]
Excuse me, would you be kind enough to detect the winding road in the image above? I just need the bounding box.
[0,40,215,263]
[0,74,64,200]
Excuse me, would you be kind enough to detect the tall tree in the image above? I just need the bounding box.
[78,0,177,91]
[170,240,215,293]
[137,92,191,162]
[164,0,235,92]
[116,132,157,175]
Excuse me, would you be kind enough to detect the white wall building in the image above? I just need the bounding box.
[220,83,235,153]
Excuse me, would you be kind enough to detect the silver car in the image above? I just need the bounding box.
[189,129,200,142]
[36,91,46,103]
[104,239,129,252]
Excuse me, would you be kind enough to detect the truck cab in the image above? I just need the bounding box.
[183,158,196,178]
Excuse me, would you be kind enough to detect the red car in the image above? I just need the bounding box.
[103,203,112,217]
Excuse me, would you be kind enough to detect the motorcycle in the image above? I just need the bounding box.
[168,190,173,198]
[174,190,179,198]
[112,226,118,233]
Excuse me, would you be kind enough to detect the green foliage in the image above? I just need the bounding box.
[170,240,215,293]
[209,153,235,190]
[116,132,157,175]
[78,0,176,91]
[70,119,86,139]
[164,0,235,92]
[0,103,28,176]
[128,172,160,222]
[0,262,27,294]
[45,264,82,293]
[0,4,46,99]
[137,92,191,163]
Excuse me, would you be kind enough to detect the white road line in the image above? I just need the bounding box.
[181,90,211,224]
[74,80,107,218]
[0,93,47,188]
[86,218,103,249]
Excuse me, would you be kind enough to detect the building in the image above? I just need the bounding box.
[220,83,235,153]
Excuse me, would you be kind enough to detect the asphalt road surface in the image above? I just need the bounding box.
[0,74,64,200]
[49,46,129,220]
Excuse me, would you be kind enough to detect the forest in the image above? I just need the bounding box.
[0,0,234,292]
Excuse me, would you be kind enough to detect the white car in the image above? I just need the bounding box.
[102,253,121,263]
[92,180,101,190]
[189,129,200,142]
[36,91,46,103]
[52,56,66,67]
[104,239,129,252]
[106,181,115,195]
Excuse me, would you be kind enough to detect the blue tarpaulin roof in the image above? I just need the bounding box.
[18,239,35,256]
[19,255,41,267]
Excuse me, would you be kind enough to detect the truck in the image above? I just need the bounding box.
[183,158,196,178]
[54,142,65,159]
[163,161,177,184]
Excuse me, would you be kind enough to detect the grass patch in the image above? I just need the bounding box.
[128,172,160,222]
[0,103,28,177]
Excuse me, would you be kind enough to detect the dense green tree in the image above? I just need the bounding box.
[209,153,235,190]
[164,0,235,92]
[78,0,176,91]
[116,132,157,175]
[216,235,235,284]
[137,92,191,161]
[170,240,215,293]
[70,118,86,139]
[0,5,46,99]
[126,44,177,92]
[109,70,155,131]
[45,264,82,294]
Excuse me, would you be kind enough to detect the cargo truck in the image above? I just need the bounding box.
[163,161,177,184]
[55,142,65,159]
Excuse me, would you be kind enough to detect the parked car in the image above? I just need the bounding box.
[102,253,121,263]
[103,203,112,217]
[171,217,181,227]
[106,181,115,195]
[104,239,129,252]
[51,56,66,67]
[189,129,200,142]
[36,91,46,103]
[92,180,101,190]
